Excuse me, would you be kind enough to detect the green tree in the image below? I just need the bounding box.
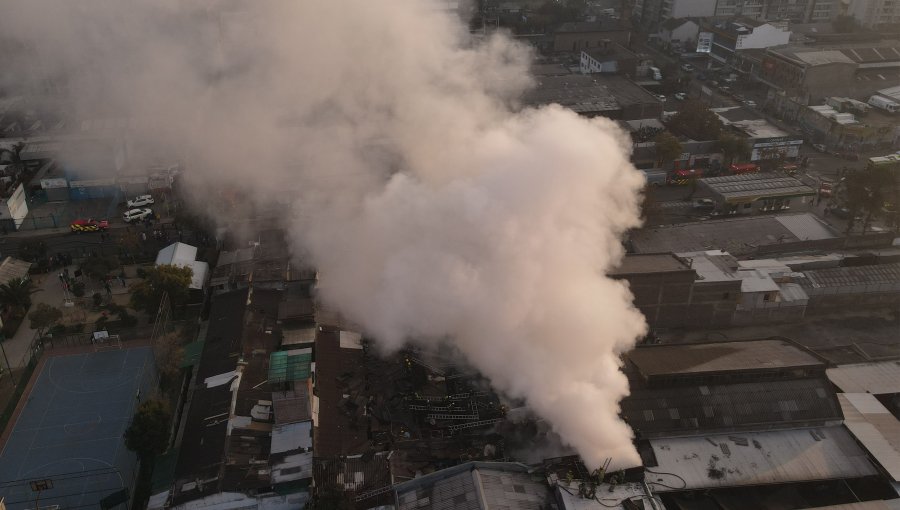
[0,277,41,313]
[124,399,172,460]
[154,332,185,390]
[129,265,193,314]
[654,131,683,167]
[29,303,63,337]
[80,255,121,281]
[670,100,723,141]
[842,166,893,234]
[718,133,750,165]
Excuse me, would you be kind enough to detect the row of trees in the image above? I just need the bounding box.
[653,130,750,167]
[652,100,751,167]
[841,165,900,234]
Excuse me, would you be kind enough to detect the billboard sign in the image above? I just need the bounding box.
[697,32,713,53]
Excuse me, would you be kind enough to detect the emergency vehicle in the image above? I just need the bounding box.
[70,218,109,233]
[729,163,759,175]
[667,168,704,186]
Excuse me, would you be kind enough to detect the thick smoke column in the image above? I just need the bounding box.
[2,0,647,468]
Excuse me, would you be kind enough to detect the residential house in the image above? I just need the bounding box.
[700,18,791,68]
[579,40,639,76]
[658,18,700,47]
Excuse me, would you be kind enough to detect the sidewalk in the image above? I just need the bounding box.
[0,265,141,371]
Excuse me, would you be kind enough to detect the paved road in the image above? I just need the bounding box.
[0,221,204,266]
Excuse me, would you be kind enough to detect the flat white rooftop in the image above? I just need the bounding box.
[648,427,876,492]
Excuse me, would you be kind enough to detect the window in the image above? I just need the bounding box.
[744,202,752,209]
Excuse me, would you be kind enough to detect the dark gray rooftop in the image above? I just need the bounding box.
[521,74,618,113]
[627,339,824,378]
[610,253,692,275]
[622,377,842,438]
[629,214,814,256]
[521,74,657,114]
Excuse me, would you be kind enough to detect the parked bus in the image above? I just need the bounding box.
[729,163,759,175]
[667,168,704,185]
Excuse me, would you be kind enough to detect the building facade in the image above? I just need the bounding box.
[702,19,791,67]
[846,0,900,28]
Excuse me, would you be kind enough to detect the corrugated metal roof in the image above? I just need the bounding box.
[794,50,855,65]
[775,214,837,241]
[701,173,816,201]
[798,263,900,293]
[648,426,877,492]
[269,349,312,383]
[273,387,311,425]
[839,393,900,482]
[827,362,900,394]
[281,327,316,347]
[0,257,31,284]
[622,378,841,437]
[271,421,312,455]
[627,339,823,378]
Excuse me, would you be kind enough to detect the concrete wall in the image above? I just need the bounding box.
[733,304,807,325]
[554,31,630,52]
[753,231,895,256]
[0,183,29,229]
[806,291,900,314]
[618,271,740,329]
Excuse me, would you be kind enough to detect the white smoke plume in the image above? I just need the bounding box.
[2,0,647,468]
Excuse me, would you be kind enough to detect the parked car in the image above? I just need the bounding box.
[693,198,715,211]
[127,194,155,208]
[812,143,827,153]
[123,208,153,223]
[656,94,667,102]
[674,92,687,101]
[743,100,757,108]
[70,218,109,233]
[680,63,695,72]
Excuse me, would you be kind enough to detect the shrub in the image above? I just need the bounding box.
[92,293,103,307]
[71,281,86,297]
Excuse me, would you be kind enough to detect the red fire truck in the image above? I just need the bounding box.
[728,163,760,175]
[667,168,704,186]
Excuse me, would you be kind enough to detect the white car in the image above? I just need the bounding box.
[656,95,667,102]
[681,63,695,72]
[743,100,757,108]
[123,208,153,223]
[127,194,155,208]
[674,92,687,101]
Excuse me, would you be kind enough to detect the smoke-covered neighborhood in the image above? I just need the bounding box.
[0,1,898,510]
